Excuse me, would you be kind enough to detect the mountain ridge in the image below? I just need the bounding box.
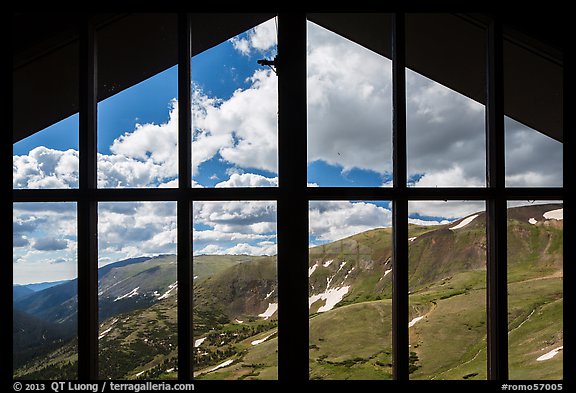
[13,203,563,380]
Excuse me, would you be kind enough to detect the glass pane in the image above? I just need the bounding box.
[193,201,278,379]
[406,14,486,188]
[97,14,178,188]
[505,117,563,187]
[13,36,79,190]
[308,201,393,380]
[306,14,393,187]
[408,201,486,380]
[503,37,563,187]
[507,201,563,379]
[13,114,79,190]
[13,202,78,379]
[192,18,278,188]
[98,202,177,379]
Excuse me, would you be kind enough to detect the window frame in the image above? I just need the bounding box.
[11,12,564,382]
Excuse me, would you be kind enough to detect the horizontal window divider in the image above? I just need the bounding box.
[12,186,564,203]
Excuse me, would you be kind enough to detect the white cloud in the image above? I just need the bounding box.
[408,218,452,226]
[13,203,78,284]
[193,201,277,256]
[98,202,177,260]
[309,201,392,242]
[194,201,277,234]
[196,242,276,256]
[408,201,485,221]
[306,22,393,174]
[411,165,484,188]
[215,173,277,188]
[13,147,79,189]
[193,70,278,174]
[230,18,277,56]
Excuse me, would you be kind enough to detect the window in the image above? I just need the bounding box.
[12,13,563,384]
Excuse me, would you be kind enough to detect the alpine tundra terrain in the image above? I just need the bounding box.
[13,203,563,380]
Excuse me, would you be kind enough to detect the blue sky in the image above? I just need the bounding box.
[13,18,563,283]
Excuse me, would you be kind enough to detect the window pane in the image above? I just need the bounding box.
[97,14,178,189]
[503,37,562,187]
[193,201,278,379]
[192,18,278,188]
[13,36,79,190]
[13,115,79,190]
[505,118,563,187]
[507,201,563,379]
[98,202,177,379]
[408,201,486,380]
[13,202,78,379]
[306,14,393,187]
[308,201,393,380]
[406,14,486,188]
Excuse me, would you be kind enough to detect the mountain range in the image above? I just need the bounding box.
[13,203,563,380]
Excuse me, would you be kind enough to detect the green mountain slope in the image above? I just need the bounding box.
[14,203,563,381]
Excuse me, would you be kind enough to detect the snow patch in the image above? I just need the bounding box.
[309,286,350,313]
[99,326,114,340]
[166,368,175,373]
[194,337,206,347]
[308,263,318,277]
[158,281,178,300]
[537,346,563,361]
[208,359,234,372]
[264,289,275,300]
[251,331,277,346]
[194,275,199,280]
[114,287,140,302]
[384,269,392,277]
[258,303,278,320]
[543,208,563,220]
[343,267,355,281]
[135,370,147,377]
[408,316,424,328]
[529,218,538,225]
[408,237,417,242]
[323,259,334,267]
[449,214,479,230]
[235,319,244,324]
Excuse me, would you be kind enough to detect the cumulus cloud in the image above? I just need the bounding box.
[13,203,78,283]
[408,201,485,221]
[230,18,277,56]
[307,22,393,174]
[411,165,484,188]
[215,173,278,188]
[192,70,278,175]
[98,202,177,260]
[13,235,30,247]
[13,147,79,189]
[196,242,276,257]
[33,237,68,251]
[309,201,392,243]
[193,201,277,256]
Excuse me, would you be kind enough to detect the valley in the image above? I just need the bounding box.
[13,203,563,380]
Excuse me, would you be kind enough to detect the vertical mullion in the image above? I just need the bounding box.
[276,12,309,382]
[392,12,409,381]
[486,17,508,380]
[78,15,99,380]
[177,12,194,381]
